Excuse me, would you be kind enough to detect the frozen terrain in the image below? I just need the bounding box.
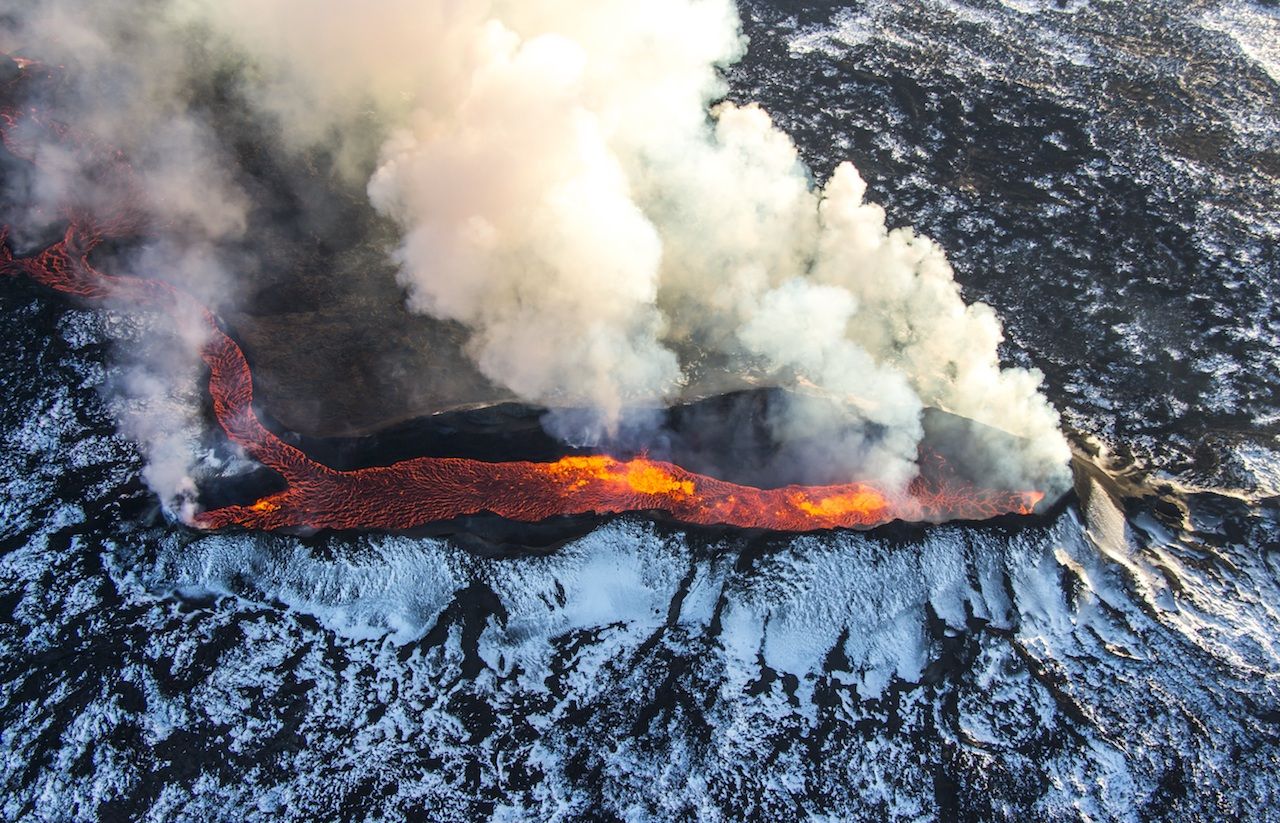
[2,0,1279,819]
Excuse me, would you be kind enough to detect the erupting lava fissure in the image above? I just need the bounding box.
[0,60,1044,533]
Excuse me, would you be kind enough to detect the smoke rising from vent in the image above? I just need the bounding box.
[2,0,1072,499]
[1,0,249,507]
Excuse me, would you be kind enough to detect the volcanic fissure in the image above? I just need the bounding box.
[1,59,1045,533]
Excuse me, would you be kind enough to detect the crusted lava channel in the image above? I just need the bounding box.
[0,56,1045,534]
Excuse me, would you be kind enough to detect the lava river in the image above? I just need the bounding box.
[0,59,1043,533]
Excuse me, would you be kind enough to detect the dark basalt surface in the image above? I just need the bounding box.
[730,0,1280,492]
[247,388,1031,484]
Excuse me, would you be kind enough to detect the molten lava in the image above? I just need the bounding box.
[0,58,1045,534]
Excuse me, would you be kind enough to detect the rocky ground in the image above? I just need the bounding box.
[1,0,1278,819]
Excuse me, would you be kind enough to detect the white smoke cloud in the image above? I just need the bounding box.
[180,0,1067,492]
[110,340,205,523]
[1,0,249,509]
[4,0,1072,499]
[365,25,681,423]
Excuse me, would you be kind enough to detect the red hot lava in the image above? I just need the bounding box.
[0,59,1044,533]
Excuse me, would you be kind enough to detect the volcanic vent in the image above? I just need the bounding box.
[0,44,1064,534]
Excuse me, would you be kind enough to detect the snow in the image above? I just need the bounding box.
[1204,0,1280,84]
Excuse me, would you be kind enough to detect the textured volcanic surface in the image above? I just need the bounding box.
[1,1,1279,821]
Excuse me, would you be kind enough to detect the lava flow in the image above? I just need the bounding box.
[0,58,1044,533]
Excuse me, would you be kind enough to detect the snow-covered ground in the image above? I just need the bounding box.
[0,291,1276,819]
[3,0,1279,818]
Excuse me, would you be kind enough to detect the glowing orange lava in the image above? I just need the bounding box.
[1,58,1045,533]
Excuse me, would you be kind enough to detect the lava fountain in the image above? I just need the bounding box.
[0,58,1044,533]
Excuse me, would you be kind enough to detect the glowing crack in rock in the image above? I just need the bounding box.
[0,60,1044,533]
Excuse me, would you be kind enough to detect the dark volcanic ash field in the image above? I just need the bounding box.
[2,0,1279,820]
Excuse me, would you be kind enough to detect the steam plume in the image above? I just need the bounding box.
[188,0,1068,492]
[1,0,249,508]
[2,0,1072,499]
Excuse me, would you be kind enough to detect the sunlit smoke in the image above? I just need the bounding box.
[182,0,1070,494]
[1,0,1073,502]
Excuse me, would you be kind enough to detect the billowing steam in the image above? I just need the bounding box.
[1,0,251,510]
[1,0,1071,501]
